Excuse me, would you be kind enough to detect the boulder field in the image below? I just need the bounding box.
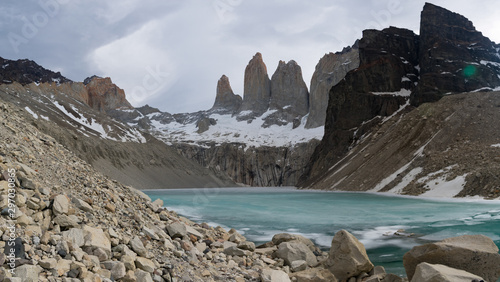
[1,99,500,281]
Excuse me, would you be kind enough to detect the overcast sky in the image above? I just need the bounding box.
[1,0,499,113]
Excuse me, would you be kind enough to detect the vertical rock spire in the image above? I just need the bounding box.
[211,75,242,113]
[270,60,309,116]
[240,52,271,115]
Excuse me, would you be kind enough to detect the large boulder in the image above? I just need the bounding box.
[403,234,500,281]
[275,241,318,267]
[129,236,148,257]
[52,194,70,215]
[166,221,187,239]
[13,265,42,282]
[411,262,485,282]
[271,233,318,253]
[324,230,374,281]
[261,269,291,282]
[83,225,112,257]
[289,267,338,282]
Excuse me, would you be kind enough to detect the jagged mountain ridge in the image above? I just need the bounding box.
[0,63,236,189]
[2,3,499,192]
[299,3,500,198]
[110,52,341,186]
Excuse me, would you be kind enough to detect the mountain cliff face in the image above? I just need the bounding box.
[0,63,235,189]
[413,3,500,105]
[211,75,242,113]
[300,26,419,186]
[299,3,500,198]
[240,52,272,116]
[270,60,309,116]
[83,75,133,112]
[306,45,360,128]
[111,52,325,187]
[302,90,500,198]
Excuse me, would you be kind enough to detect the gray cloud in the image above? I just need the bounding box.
[0,0,499,113]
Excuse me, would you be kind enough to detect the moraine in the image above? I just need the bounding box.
[145,187,500,276]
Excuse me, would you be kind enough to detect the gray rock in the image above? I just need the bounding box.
[185,225,203,241]
[166,221,187,239]
[129,236,148,257]
[62,228,86,247]
[135,269,154,282]
[272,233,317,252]
[143,226,160,240]
[403,234,500,282]
[261,269,291,282]
[325,230,374,282]
[223,245,248,257]
[111,261,127,280]
[381,273,406,282]
[275,241,318,267]
[13,264,42,282]
[39,258,57,269]
[83,225,111,257]
[53,214,78,228]
[237,241,255,251]
[135,257,155,273]
[72,198,93,212]
[121,254,136,271]
[290,260,308,272]
[411,262,485,282]
[290,267,338,282]
[150,198,163,213]
[52,194,70,215]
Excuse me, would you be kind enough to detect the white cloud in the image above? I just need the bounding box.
[1,0,500,113]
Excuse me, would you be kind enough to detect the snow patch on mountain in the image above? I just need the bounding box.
[147,110,324,147]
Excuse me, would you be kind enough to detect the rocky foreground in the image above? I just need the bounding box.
[1,98,500,282]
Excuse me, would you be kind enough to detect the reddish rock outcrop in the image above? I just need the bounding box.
[84,76,133,112]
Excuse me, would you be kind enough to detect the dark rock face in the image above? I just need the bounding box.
[306,44,360,129]
[299,27,418,186]
[240,53,271,116]
[270,60,309,117]
[211,75,242,113]
[412,2,500,105]
[300,3,500,188]
[136,104,161,116]
[174,140,319,187]
[0,57,71,85]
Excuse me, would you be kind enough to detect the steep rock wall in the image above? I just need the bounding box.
[174,140,320,187]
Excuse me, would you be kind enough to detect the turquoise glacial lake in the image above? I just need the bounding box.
[144,187,500,276]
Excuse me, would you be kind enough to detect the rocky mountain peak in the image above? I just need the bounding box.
[300,3,500,190]
[305,44,360,128]
[412,2,500,105]
[84,76,133,112]
[211,74,242,113]
[240,52,271,115]
[0,56,71,85]
[269,60,309,116]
